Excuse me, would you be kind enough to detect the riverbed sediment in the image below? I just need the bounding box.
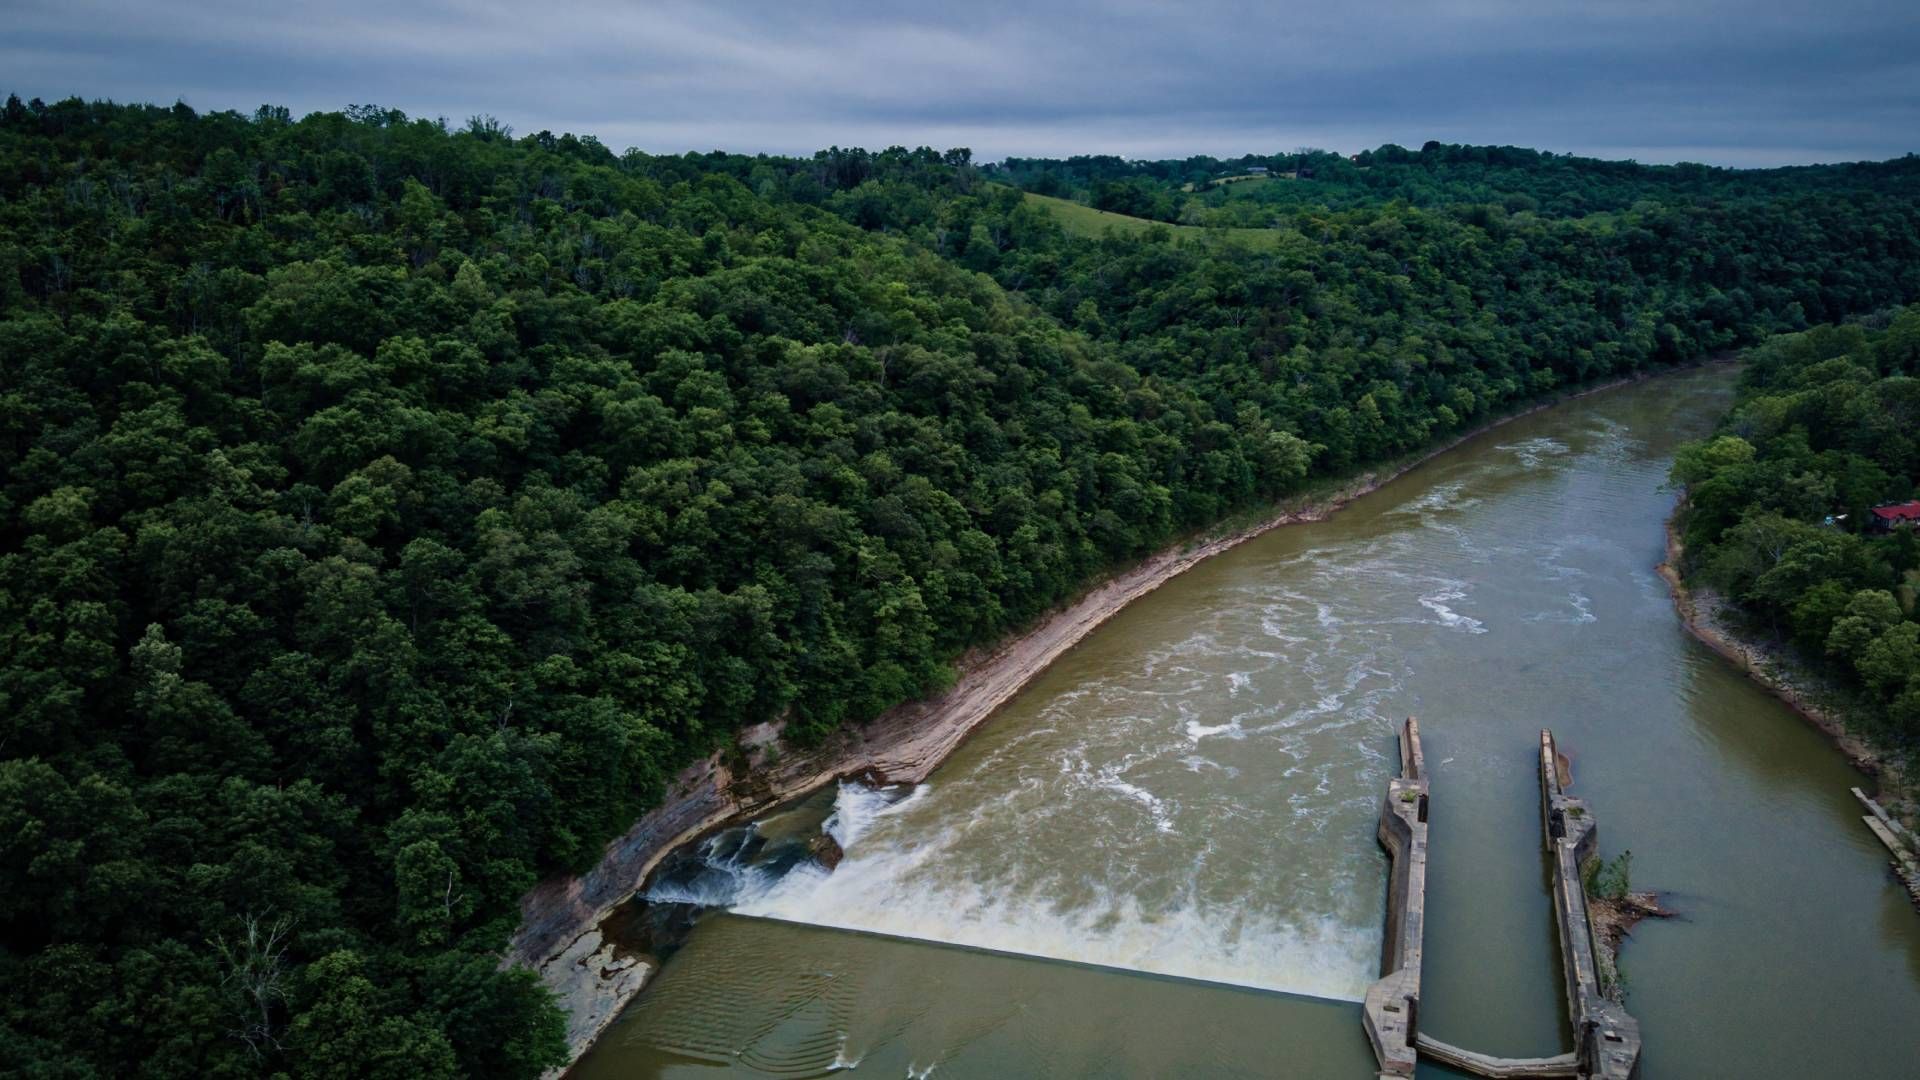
[509,372,1677,1073]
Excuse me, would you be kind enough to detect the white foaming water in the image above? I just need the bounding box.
[1097,773,1177,834]
[822,1030,865,1073]
[644,831,786,908]
[1569,590,1596,623]
[1418,584,1488,633]
[1394,479,1478,516]
[1179,754,1239,777]
[1184,716,1244,741]
[825,782,920,848]
[737,848,1376,1002]
[1498,435,1571,468]
[714,767,1381,1002]
[1527,589,1597,625]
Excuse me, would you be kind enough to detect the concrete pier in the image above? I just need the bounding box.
[1538,730,1642,1080]
[1364,725,1642,1080]
[1362,717,1428,1078]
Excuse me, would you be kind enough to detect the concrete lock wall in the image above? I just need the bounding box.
[1363,718,1427,1077]
[1538,731,1642,1080]
[1366,726,1641,1080]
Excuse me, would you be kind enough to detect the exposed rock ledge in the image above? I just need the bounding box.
[543,928,652,1062]
[509,374,1658,1074]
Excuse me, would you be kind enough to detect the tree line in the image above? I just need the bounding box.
[994,142,1920,224]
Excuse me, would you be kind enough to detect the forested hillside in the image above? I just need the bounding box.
[1,96,1916,1077]
[997,143,1920,224]
[1672,310,1920,748]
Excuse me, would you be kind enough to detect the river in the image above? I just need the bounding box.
[572,367,1920,1078]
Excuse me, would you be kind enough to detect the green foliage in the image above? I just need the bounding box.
[1673,309,1920,749]
[999,144,1920,228]
[0,94,1914,1075]
[1585,849,1634,901]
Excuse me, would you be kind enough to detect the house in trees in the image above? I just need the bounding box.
[1868,501,1920,531]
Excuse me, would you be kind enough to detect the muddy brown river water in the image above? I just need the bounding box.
[573,368,1920,1078]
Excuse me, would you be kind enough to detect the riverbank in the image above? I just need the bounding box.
[510,369,1685,1074]
[1658,518,1914,818]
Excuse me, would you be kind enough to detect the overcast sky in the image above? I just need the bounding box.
[7,0,1918,166]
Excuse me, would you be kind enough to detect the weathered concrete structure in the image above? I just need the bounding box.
[1414,1036,1578,1078]
[1852,786,1920,909]
[1364,724,1642,1080]
[1362,717,1428,1077]
[1537,729,1642,1080]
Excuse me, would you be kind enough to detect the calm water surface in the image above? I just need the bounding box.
[575,369,1920,1078]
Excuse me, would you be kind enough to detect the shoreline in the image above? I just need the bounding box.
[1658,512,1920,856]
[511,368,1679,1073]
[1589,890,1675,1001]
[1656,517,1909,799]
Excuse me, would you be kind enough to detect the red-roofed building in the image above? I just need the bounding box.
[1869,501,1920,531]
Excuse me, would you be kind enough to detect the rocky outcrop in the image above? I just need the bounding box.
[807,831,844,870]
[546,927,652,1067]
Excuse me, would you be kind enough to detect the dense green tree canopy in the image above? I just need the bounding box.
[0,94,1915,1076]
[996,143,1920,223]
[1672,308,1920,746]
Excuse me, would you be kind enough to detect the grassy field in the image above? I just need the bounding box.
[1015,190,1292,250]
[1220,176,1277,196]
[1209,174,1278,190]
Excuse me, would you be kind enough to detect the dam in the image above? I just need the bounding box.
[570,368,1920,1079]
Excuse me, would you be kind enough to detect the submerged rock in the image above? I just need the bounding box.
[808,831,844,870]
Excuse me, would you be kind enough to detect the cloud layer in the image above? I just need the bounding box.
[8,0,1918,165]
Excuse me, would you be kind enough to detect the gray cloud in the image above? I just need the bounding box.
[6,0,1918,165]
